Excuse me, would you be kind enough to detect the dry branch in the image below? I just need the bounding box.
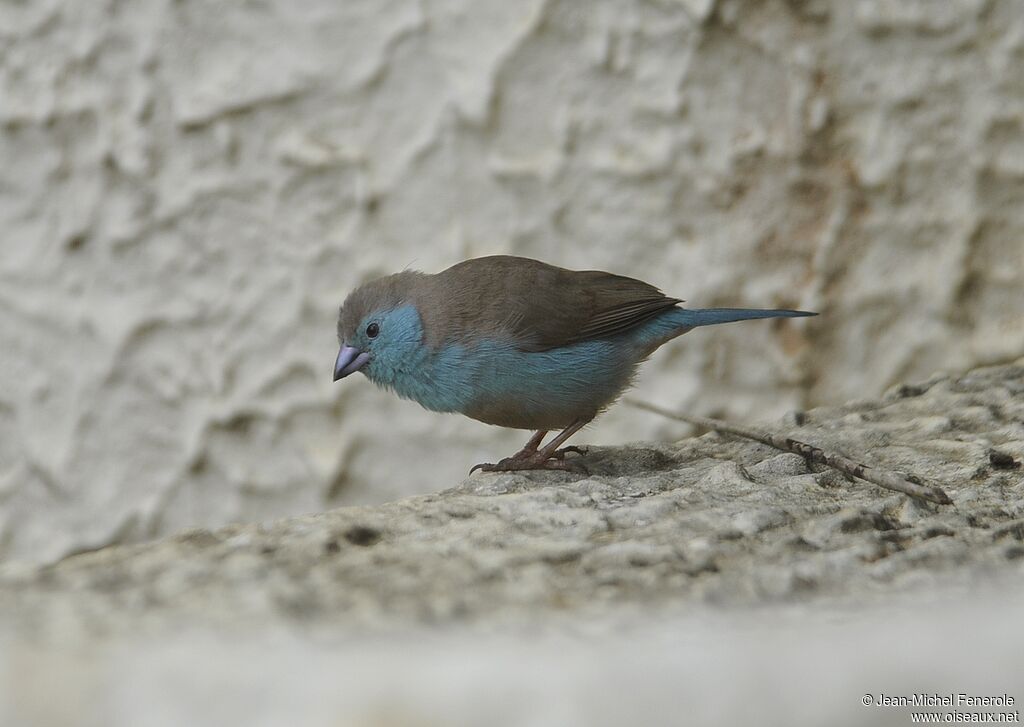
[626,399,952,506]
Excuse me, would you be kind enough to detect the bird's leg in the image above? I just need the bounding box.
[535,419,591,461]
[518,430,548,456]
[470,419,591,474]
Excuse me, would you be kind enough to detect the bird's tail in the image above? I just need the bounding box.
[674,307,817,327]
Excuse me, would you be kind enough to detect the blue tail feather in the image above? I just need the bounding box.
[675,307,817,327]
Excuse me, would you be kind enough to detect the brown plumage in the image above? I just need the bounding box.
[338,255,680,352]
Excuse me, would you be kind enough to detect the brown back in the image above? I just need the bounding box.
[414,256,680,351]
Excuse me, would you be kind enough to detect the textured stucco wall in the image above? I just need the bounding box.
[1,0,1022,562]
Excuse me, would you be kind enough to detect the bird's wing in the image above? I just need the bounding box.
[425,256,680,352]
[568,271,682,343]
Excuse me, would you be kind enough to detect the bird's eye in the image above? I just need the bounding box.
[366,322,380,338]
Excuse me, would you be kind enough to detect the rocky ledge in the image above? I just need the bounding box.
[1,360,1022,638]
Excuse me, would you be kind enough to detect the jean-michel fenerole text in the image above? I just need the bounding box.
[875,694,1015,708]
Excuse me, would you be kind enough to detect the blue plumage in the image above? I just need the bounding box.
[334,255,816,473]
[350,304,634,429]
[671,307,813,327]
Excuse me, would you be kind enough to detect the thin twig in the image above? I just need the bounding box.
[625,399,952,506]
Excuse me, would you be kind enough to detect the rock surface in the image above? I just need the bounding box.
[2,361,1022,635]
[2,0,1023,563]
[1,361,1023,726]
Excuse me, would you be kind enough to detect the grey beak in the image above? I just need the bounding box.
[334,345,370,381]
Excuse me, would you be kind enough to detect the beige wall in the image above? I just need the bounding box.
[1,0,1022,562]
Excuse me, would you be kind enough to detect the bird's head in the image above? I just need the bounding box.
[334,271,426,384]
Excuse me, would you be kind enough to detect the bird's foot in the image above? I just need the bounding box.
[550,445,589,460]
[470,448,589,475]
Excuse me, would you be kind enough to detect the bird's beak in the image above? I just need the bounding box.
[334,345,370,381]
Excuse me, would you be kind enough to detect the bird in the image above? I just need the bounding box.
[334,255,816,474]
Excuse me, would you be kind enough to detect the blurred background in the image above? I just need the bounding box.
[1,0,1021,563]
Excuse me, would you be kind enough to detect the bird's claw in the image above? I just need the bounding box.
[469,448,589,475]
[469,461,491,475]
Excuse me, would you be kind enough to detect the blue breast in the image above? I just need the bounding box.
[365,305,690,430]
